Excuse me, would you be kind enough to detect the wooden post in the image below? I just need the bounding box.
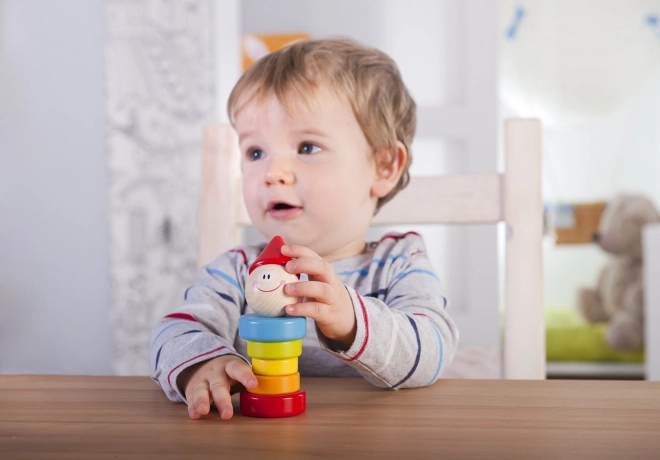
[504,119,545,380]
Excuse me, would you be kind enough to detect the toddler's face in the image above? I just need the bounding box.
[235,87,379,261]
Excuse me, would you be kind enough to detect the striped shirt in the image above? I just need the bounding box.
[150,232,459,403]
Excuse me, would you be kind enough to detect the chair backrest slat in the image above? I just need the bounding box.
[373,174,502,225]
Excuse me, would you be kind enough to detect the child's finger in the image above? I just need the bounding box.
[286,300,328,322]
[186,380,211,420]
[285,280,334,305]
[187,401,202,420]
[285,257,332,281]
[207,375,234,420]
[225,358,258,390]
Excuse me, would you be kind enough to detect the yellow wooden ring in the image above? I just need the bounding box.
[248,372,300,395]
[252,357,298,376]
[247,340,302,359]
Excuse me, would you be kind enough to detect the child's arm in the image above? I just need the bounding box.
[284,234,458,389]
[150,248,255,405]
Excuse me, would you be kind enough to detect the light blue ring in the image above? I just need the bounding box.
[239,314,307,342]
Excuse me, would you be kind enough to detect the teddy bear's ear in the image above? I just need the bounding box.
[629,195,660,225]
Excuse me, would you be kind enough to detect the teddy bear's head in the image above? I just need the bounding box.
[595,193,660,259]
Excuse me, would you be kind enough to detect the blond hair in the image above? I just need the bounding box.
[227,38,416,210]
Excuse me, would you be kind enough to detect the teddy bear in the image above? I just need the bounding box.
[577,193,660,352]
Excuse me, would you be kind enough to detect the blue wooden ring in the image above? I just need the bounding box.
[238,314,307,342]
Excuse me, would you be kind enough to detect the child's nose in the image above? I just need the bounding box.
[264,158,295,186]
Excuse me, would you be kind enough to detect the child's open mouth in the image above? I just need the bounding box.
[267,201,302,219]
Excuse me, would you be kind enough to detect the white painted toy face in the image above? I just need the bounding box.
[245,264,299,317]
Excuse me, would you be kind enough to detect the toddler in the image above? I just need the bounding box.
[150,38,459,420]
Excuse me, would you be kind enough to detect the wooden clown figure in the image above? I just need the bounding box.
[238,236,307,417]
[245,236,299,317]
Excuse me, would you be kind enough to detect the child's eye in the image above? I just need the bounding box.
[298,142,321,155]
[247,148,265,161]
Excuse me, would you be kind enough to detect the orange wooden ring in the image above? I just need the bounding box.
[240,390,306,418]
[248,372,300,395]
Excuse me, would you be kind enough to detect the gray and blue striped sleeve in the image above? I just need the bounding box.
[149,248,251,403]
[317,232,459,389]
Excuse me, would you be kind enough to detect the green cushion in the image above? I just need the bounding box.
[545,307,644,363]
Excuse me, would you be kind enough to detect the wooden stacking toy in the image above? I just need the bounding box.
[239,236,307,418]
[239,314,306,417]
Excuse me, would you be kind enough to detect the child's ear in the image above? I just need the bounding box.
[371,141,407,198]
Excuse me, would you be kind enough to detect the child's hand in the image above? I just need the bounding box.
[281,244,357,350]
[178,355,257,420]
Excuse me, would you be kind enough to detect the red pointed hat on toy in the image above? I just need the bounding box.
[249,236,293,274]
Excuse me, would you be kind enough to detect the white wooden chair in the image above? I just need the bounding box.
[197,119,545,380]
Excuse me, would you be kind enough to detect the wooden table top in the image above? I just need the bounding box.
[1,375,659,459]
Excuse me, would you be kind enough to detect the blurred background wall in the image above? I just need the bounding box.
[0,0,112,374]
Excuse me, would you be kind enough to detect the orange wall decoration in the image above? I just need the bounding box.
[242,33,309,72]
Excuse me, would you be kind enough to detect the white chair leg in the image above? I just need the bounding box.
[503,119,545,380]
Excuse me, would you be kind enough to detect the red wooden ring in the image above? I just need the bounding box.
[239,390,306,418]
